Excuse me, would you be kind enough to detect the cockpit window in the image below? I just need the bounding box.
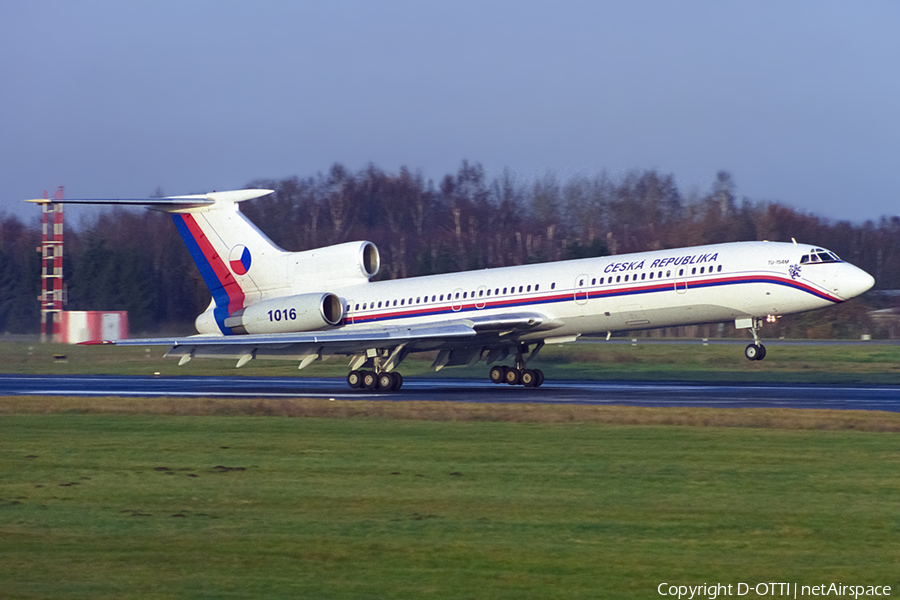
[800,250,841,264]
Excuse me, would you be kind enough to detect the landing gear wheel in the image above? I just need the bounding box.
[521,369,537,387]
[533,369,544,387]
[489,365,507,384]
[391,372,403,391]
[347,370,363,389]
[504,367,521,385]
[744,343,766,361]
[362,370,378,389]
[378,372,394,390]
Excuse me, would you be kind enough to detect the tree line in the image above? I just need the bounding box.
[1,161,897,337]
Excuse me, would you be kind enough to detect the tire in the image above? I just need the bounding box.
[533,369,544,387]
[378,372,394,390]
[363,371,378,389]
[505,367,521,385]
[489,365,506,384]
[521,369,536,387]
[745,344,762,361]
[391,372,403,391]
[756,344,766,360]
[347,370,363,389]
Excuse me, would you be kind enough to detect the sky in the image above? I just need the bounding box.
[2,0,898,223]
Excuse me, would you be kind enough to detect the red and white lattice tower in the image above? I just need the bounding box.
[39,186,65,342]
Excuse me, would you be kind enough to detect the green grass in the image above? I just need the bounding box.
[3,340,900,598]
[5,340,900,383]
[2,411,899,599]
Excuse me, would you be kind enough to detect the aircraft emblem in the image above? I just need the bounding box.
[229,245,251,275]
[789,264,801,279]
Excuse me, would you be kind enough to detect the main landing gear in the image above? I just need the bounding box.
[347,370,403,391]
[489,365,544,387]
[488,342,545,387]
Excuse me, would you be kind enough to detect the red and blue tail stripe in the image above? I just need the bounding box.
[171,214,245,334]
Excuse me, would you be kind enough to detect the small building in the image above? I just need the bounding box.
[59,311,128,344]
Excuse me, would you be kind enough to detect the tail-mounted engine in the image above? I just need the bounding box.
[223,292,344,335]
[288,241,380,285]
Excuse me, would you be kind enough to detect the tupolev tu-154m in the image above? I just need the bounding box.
[29,189,875,390]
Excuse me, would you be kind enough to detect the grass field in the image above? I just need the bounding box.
[2,341,899,598]
[2,398,900,599]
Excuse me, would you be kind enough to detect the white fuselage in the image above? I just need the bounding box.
[304,241,871,341]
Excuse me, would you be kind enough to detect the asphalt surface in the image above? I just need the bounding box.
[2,375,899,412]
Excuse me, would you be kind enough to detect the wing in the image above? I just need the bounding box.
[112,312,560,369]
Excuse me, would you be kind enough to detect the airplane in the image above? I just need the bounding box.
[28,188,875,390]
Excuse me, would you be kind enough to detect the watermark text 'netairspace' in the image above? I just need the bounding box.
[658,582,891,599]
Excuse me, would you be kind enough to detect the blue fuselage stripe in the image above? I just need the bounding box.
[347,274,840,325]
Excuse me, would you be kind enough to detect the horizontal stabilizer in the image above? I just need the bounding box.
[25,189,273,210]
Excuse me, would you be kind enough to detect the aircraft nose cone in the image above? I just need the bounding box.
[836,264,875,300]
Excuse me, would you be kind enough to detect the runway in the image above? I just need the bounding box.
[1,375,899,412]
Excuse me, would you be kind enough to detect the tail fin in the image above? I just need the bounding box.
[27,189,281,334]
[168,191,288,333]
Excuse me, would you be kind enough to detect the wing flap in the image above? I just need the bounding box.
[116,321,477,350]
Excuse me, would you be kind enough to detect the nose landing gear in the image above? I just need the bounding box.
[743,317,767,361]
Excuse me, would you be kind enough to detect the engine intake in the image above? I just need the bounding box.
[224,292,343,334]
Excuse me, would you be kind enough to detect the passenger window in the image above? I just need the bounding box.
[503,287,507,294]
[600,277,604,284]
[463,292,467,299]
[431,295,436,302]
[518,286,523,293]
[678,269,684,276]
[535,284,539,291]
[616,276,621,283]
[691,268,696,275]
[624,275,629,282]
[355,304,359,310]
[718,265,722,272]
[378,301,382,308]
[455,293,460,299]
[416,297,421,303]
[579,279,584,286]
[363,303,367,310]
[700,267,704,274]
[526,285,531,292]
[551,283,556,290]
[495,288,500,295]
[591,278,596,285]
[479,290,483,297]
[649,273,654,280]
[641,273,646,280]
